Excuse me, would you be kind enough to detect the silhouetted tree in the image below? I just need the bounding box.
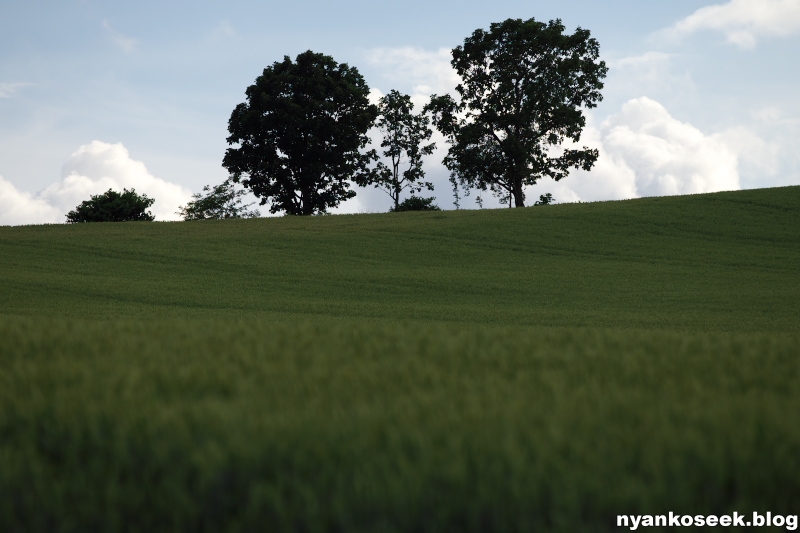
[427,18,607,207]
[223,50,377,216]
[66,188,155,223]
[534,193,555,205]
[359,90,436,211]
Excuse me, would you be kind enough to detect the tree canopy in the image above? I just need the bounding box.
[223,50,378,216]
[358,90,436,211]
[66,188,155,223]
[177,179,260,220]
[426,18,607,207]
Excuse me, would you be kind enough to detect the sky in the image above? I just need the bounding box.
[1,0,799,224]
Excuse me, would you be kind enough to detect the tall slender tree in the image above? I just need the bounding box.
[359,90,435,211]
[426,18,608,207]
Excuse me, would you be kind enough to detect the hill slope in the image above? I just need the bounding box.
[2,186,798,331]
[1,187,798,532]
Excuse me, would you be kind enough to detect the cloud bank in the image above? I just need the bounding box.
[0,178,63,225]
[527,97,741,204]
[668,0,800,48]
[0,141,192,226]
[0,107,770,223]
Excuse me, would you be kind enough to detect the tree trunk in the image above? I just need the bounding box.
[393,167,401,211]
[512,177,525,207]
[300,183,314,216]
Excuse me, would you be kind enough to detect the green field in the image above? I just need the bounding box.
[1,187,798,532]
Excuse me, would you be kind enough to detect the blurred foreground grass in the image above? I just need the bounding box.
[2,318,798,532]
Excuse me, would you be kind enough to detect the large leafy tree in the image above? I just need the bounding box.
[358,90,436,211]
[223,50,378,216]
[426,18,608,208]
[66,188,155,223]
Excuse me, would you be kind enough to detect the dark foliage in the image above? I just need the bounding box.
[390,196,441,212]
[66,188,155,223]
[177,180,260,220]
[426,18,607,207]
[534,193,555,206]
[223,50,378,216]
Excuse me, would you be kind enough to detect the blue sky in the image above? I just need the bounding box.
[1,0,799,223]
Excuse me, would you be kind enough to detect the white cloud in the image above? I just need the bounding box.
[713,126,780,176]
[0,141,193,226]
[363,47,459,108]
[602,51,696,111]
[731,105,800,188]
[368,88,384,107]
[102,19,137,52]
[604,97,740,196]
[528,97,742,203]
[0,82,32,98]
[0,176,62,226]
[668,0,800,48]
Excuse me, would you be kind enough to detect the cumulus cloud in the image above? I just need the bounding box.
[0,141,193,226]
[526,97,742,204]
[0,177,62,226]
[667,0,800,48]
[363,47,459,108]
[603,97,740,196]
[368,87,384,107]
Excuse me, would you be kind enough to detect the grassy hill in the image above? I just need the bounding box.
[1,186,798,532]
